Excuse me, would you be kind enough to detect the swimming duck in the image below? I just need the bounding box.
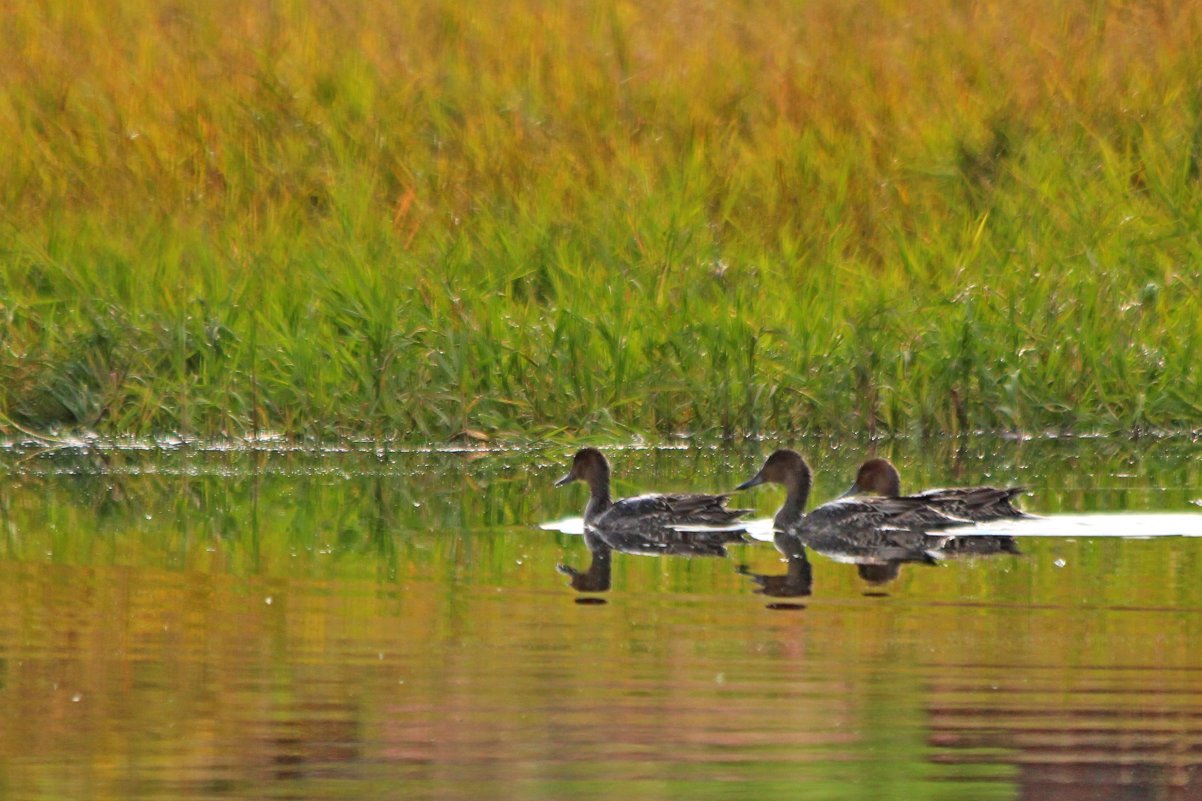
[841,457,1031,521]
[555,448,751,533]
[736,449,973,537]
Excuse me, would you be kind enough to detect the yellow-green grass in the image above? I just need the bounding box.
[2,0,1201,440]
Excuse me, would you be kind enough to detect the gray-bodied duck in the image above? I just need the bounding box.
[556,448,751,533]
[841,457,1031,522]
[736,449,973,542]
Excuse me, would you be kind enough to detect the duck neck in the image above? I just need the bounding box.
[774,471,811,531]
[582,472,613,525]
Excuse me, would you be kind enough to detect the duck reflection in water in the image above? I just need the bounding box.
[843,532,1021,588]
[737,531,813,598]
[817,530,948,591]
[557,529,614,593]
[739,525,944,595]
[740,528,1021,594]
[556,521,748,594]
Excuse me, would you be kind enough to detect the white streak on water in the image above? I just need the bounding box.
[540,514,1202,540]
[539,516,585,535]
[965,513,1202,538]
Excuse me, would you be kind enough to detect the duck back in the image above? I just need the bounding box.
[845,457,1032,522]
[906,486,1031,521]
[596,492,752,533]
[802,495,974,535]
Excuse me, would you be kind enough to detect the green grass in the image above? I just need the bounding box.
[2,0,1202,441]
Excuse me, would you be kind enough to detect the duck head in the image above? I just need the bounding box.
[555,447,611,490]
[737,449,814,531]
[841,457,902,498]
[737,449,812,493]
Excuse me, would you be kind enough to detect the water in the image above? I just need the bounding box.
[1,437,1201,800]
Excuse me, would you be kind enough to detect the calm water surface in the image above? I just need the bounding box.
[1,437,1201,800]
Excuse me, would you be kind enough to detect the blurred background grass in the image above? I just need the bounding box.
[2,0,1200,441]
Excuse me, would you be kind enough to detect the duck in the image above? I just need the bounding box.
[735,449,973,540]
[555,448,751,533]
[841,457,1032,521]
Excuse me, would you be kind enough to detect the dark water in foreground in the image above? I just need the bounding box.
[1,437,1202,800]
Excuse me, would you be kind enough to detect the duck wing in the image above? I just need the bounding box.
[801,496,973,535]
[598,492,753,530]
[908,486,1031,521]
[661,492,754,523]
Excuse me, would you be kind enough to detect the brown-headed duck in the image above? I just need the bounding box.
[842,457,1032,522]
[736,449,974,538]
[556,448,751,533]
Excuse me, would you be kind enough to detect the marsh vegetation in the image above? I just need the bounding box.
[3,1,1201,440]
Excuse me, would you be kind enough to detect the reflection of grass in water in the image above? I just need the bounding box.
[2,1,1202,439]
[5,467,1196,799]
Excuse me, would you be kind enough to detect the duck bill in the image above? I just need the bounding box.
[836,482,862,499]
[554,472,575,488]
[736,472,765,491]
